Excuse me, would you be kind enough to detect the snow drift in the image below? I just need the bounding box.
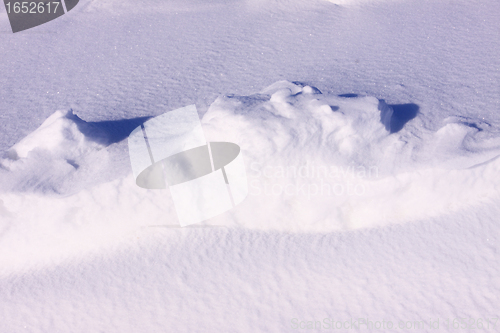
[202,81,500,230]
[1,81,500,270]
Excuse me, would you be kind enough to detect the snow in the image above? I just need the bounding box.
[6,110,103,160]
[0,0,499,332]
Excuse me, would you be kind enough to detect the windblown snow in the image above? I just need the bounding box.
[1,80,499,271]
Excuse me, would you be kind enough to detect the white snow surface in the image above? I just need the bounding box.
[0,0,499,332]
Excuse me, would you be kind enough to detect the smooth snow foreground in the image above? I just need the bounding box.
[1,81,499,271]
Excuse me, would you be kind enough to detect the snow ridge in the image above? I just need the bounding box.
[1,81,500,271]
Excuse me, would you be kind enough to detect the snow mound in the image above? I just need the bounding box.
[1,81,500,271]
[0,110,156,271]
[201,81,500,230]
[0,110,148,194]
[7,110,102,161]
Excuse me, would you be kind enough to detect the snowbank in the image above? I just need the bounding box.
[202,81,500,230]
[1,81,500,271]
